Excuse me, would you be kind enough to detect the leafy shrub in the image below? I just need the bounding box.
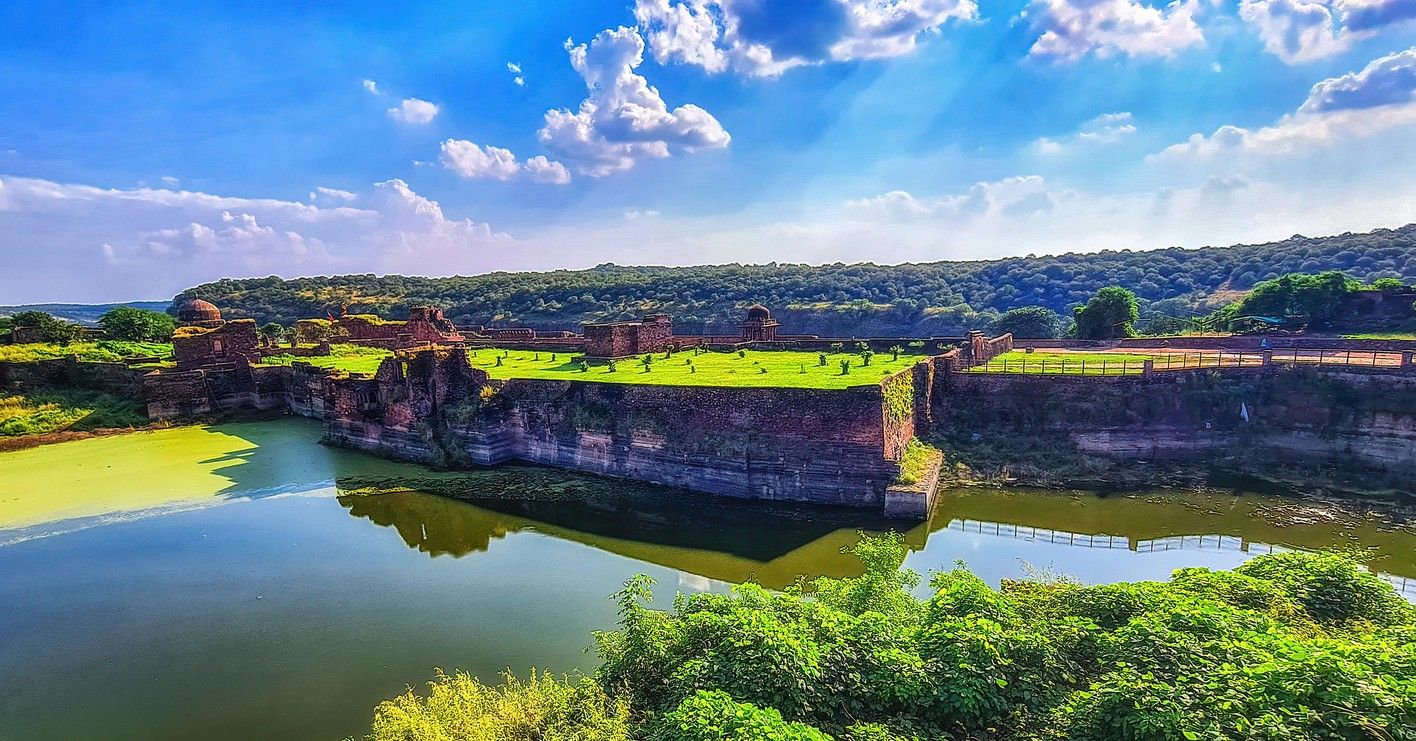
[650,690,831,741]
[1234,550,1415,625]
[361,670,629,741]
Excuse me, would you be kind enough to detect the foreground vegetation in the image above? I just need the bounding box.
[359,537,1414,740]
[177,225,1416,334]
[0,389,149,438]
[0,340,172,364]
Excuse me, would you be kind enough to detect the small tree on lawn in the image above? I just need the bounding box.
[839,359,851,375]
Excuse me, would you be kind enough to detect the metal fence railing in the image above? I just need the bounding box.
[963,349,1408,376]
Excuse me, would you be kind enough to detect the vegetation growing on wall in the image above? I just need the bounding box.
[176,225,1416,333]
[357,536,1415,740]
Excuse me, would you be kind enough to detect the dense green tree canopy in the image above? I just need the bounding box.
[989,306,1063,339]
[175,225,1416,336]
[360,538,1415,741]
[9,310,86,344]
[1072,286,1139,339]
[97,306,175,342]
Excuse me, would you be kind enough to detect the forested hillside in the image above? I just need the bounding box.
[175,225,1416,336]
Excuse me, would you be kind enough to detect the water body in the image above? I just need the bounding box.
[1,419,1412,740]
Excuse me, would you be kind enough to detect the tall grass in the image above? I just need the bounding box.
[0,390,148,437]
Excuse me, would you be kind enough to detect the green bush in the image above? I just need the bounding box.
[366,539,1415,741]
[360,670,629,741]
[651,690,831,741]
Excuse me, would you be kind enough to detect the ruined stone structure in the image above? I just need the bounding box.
[321,349,921,513]
[740,304,780,342]
[583,314,674,358]
[170,300,262,370]
[331,307,465,350]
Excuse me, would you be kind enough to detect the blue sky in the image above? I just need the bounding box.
[2,0,1414,302]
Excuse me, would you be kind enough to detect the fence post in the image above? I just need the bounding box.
[1143,359,1154,376]
[1403,351,1414,372]
[1262,350,1273,367]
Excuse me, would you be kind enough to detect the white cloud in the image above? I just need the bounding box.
[847,175,1057,220]
[507,61,526,86]
[634,0,978,77]
[1239,0,1416,64]
[309,186,358,204]
[1022,0,1205,61]
[537,27,729,176]
[387,97,440,125]
[0,175,512,301]
[523,155,572,185]
[362,78,380,95]
[1300,45,1416,112]
[439,140,521,180]
[439,139,572,185]
[1033,111,1137,153]
[1156,47,1416,160]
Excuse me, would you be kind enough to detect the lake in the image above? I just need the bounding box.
[1,419,1412,740]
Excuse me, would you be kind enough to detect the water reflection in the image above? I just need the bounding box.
[339,482,1415,596]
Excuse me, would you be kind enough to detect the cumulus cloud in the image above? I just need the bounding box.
[362,78,380,95]
[1022,0,1205,61]
[1156,46,1416,160]
[537,27,729,176]
[633,0,978,76]
[507,61,525,86]
[439,139,572,184]
[0,175,513,301]
[1239,0,1416,64]
[387,97,440,125]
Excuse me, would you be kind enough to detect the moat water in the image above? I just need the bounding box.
[1,419,1413,740]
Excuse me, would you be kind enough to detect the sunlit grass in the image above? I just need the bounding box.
[259,344,393,375]
[0,341,172,364]
[0,390,148,438]
[471,347,927,389]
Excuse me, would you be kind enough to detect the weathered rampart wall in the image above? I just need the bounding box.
[936,368,1416,476]
[318,351,919,511]
[0,358,144,397]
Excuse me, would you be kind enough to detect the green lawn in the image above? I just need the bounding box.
[1343,332,1416,340]
[0,389,150,438]
[471,347,928,389]
[0,341,172,364]
[259,344,393,375]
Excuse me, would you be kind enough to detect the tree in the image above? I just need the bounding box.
[1072,287,1139,339]
[98,307,176,342]
[1370,277,1406,291]
[989,306,1062,339]
[1230,271,1359,329]
[260,322,287,343]
[11,311,87,345]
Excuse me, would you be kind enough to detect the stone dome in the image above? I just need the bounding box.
[745,304,772,320]
[177,299,222,324]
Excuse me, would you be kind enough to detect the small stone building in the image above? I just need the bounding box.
[583,314,673,358]
[329,307,465,349]
[740,304,780,342]
[171,300,261,369]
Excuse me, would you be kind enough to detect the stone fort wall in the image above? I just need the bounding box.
[319,350,918,511]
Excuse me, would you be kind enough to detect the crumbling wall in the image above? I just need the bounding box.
[935,368,1416,476]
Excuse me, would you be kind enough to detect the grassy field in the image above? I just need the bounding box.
[0,389,150,438]
[1343,332,1416,340]
[471,347,928,389]
[0,341,172,365]
[259,344,393,375]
